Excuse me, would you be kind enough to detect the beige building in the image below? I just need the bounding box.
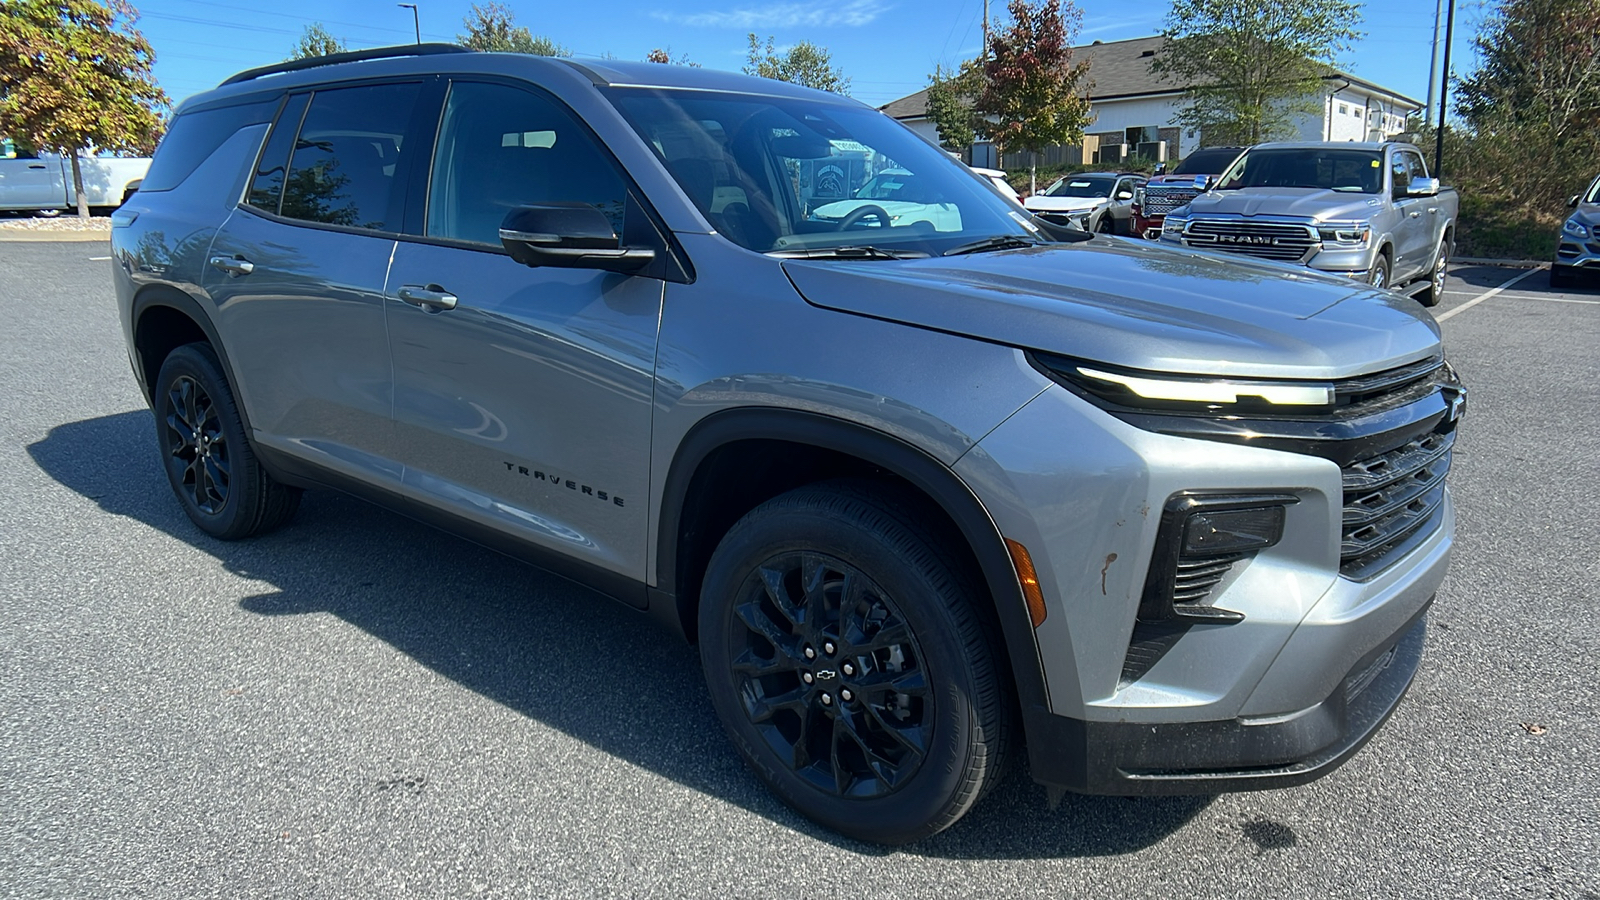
[882,36,1423,168]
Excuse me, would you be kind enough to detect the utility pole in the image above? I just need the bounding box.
[397,3,420,44]
[982,0,990,61]
[1434,0,1455,177]
[1425,0,1444,122]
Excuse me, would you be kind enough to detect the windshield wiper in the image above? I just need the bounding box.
[766,245,929,260]
[942,235,1042,256]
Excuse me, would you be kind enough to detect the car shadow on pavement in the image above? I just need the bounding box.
[29,410,1211,859]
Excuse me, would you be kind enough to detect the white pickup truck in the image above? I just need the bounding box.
[1,139,150,213]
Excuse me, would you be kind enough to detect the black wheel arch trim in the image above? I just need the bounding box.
[651,407,1055,752]
[130,285,260,445]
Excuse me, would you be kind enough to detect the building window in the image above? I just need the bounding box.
[1339,103,1349,115]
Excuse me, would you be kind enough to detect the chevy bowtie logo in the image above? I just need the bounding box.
[815,669,837,680]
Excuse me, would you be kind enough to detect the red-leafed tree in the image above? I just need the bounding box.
[972,0,1093,194]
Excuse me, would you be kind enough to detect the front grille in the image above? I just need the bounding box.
[1184,220,1318,262]
[1340,429,1454,578]
[1142,187,1199,216]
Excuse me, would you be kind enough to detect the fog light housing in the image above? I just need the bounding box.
[1182,505,1287,557]
[1138,492,1299,624]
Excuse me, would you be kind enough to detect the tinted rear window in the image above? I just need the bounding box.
[140,99,276,192]
[1172,148,1240,176]
[278,83,420,231]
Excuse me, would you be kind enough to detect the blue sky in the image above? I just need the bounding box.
[135,0,1483,114]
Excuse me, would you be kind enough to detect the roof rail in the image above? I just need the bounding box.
[221,43,471,87]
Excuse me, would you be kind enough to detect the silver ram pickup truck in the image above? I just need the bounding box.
[113,47,1461,845]
[1161,142,1459,305]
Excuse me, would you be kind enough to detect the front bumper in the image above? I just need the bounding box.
[1024,600,1428,793]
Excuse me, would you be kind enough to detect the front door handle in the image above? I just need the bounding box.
[27,163,48,170]
[208,255,254,276]
[397,284,458,312]
[1408,211,1420,218]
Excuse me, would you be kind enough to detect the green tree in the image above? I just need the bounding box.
[925,60,983,152]
[1457,0,1600,146]
[743,35,850,94]
[0,0,168,218]
[647,47,700,67]
[972,0,1093,194]
[457,3,570,56]
[1151,0,1362,146]
[288,23,346,60]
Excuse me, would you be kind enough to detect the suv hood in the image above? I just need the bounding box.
[1186,187,1384,222]
[783,237,1440,380]
[1024,196,1104,213]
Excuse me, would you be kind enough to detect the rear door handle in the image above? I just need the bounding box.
[27,163,48,170]
[208,255,254,276]
[397,284,458,311]
[1408,211,1420,218]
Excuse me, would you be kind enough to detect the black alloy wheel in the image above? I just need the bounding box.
[165,374,230,514]
[699,481,1010,844]
[726,552,931,799]
[153,343,301,540]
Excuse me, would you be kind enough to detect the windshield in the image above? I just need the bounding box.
[607,89,1034,254]
[1587,177,1600,204]
[1043,176,1113,198]
[1171,148,1239,176]
[1218,148,1384,193]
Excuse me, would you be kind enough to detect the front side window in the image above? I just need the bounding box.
[609,88,1031,255]
[271,82,420,231]
[1219,148,1383,194]
[427,81,629,245]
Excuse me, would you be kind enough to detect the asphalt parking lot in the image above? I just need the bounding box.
[2,241,1596,898]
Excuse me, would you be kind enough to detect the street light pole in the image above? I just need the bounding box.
[1434,0,1456,178]
[397,3,420,44]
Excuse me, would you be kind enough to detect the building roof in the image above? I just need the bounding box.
[882,35,1422,119]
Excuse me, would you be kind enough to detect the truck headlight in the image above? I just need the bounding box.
[1564,218,1590,239]
[1318,224,1371,245]
[1161,214,1188,236]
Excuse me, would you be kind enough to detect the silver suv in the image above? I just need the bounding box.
[113,46,1461,844]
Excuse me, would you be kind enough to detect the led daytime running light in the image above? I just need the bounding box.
[1076,366,1335,407]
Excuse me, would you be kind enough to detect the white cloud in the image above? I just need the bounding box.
[654,0,889,29]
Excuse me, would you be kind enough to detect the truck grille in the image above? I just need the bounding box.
[1141,186,1199,216]
[1183,220,1318,262]
[1340,429,1453,579]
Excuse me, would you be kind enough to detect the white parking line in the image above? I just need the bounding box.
[1435,267,1544,322]
[1504,294,1600,306]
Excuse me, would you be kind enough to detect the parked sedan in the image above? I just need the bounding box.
[1022,172,1144,234]
[1553,173,1600,287]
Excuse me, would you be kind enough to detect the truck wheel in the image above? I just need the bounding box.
[153,343,301,540]
[1367,252,1392,290]
[1417,240,1449,307]
[698,481,1010,845]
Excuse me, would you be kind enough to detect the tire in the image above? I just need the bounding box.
[1416,238,1450,307]
[153,342,301,539]
[698,481,1011,845]
[1550,264,1578,288]
[1096,214,1114,235]
[1367,251,1392,290]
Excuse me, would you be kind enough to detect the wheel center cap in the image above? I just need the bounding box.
[814,668,837,682]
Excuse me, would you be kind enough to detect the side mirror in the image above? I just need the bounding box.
[1570,194,1582,209]
[1116,190,1134,200]
[499,203,655,273]
[1153,163,1167,175]
[1193,174,1215,192]
[1406,176,1440,197]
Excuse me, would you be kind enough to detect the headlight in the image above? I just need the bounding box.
[1161,215,1188,235]
[1564,219,1590,239]
[1318,223,1371,245]
[1034,355,1337,412]
[1133,187,1145,207]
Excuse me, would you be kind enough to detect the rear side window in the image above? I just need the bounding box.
[247,93,309,212]
[250,83,420,231]
[141,99,276,192]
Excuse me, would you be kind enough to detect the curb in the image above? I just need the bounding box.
[0,231,111,242]
[1453,257,1546,269]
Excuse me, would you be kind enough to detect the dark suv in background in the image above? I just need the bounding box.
[113,46,1460,844]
